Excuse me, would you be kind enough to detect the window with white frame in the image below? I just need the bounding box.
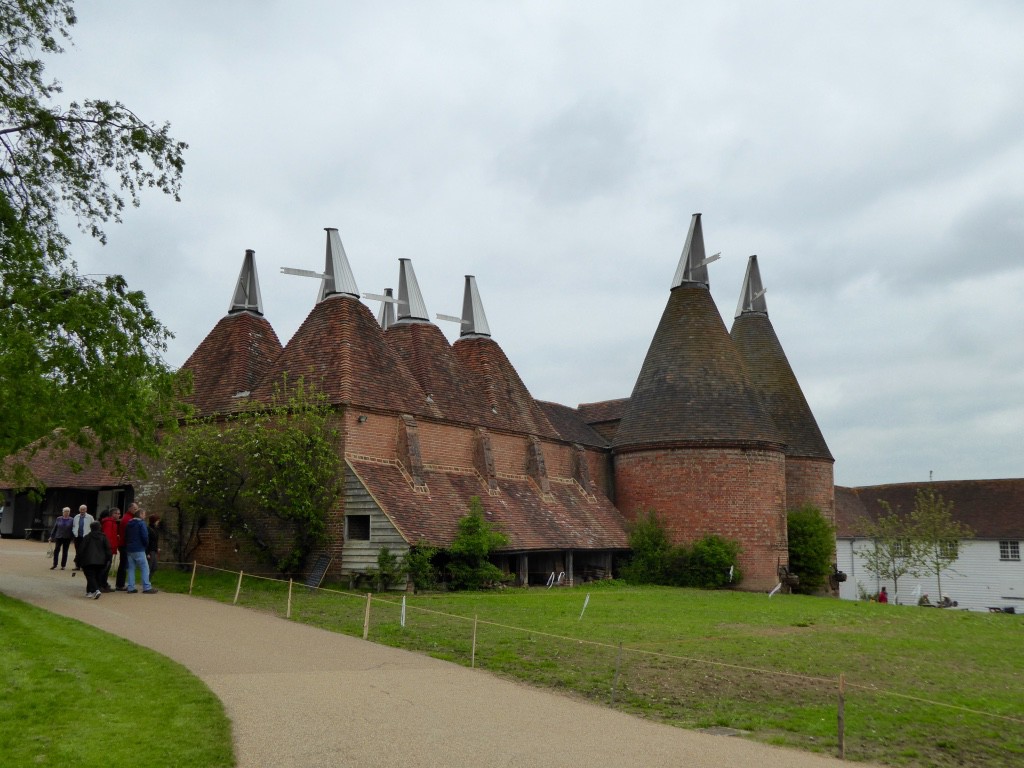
[999,541,1020,561]
[939,540,958,559]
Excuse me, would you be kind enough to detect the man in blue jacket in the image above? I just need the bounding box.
[123,509,158,594]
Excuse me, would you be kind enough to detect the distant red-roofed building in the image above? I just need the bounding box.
[835,481,1024,612]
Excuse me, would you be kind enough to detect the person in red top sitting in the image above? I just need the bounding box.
[99,509,120,592]
[878,586,888,604]
[115,503,135,591]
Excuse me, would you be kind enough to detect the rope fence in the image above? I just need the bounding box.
[169,561,1023,763]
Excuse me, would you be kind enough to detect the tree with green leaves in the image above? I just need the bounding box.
[856,502,918,601]
[787,504,836,594]
[446,496,508,590]
[164,380,341,577]
[909,487,973,599]
[1,0,187,483]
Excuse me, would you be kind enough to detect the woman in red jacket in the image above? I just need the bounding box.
[99,509,120,593]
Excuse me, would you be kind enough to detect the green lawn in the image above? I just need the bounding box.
[0,593,233,768]
[162,568,1024,768]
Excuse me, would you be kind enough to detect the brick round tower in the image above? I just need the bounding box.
[729,255,835,524]
[612,216,788,591]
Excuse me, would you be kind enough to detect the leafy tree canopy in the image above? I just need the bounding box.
[1,0,187,483]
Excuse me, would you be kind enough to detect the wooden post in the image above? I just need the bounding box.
[837,673,846,759]
[286,578,293,619]
[610,641,623,705]
[362,593,372,640]
[188,561,197,595]
[233,570,244,605]
[471,615,478,668]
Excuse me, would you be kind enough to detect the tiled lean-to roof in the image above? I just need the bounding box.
[2,429,132,490]
[536,401,610,448]
[730,255,832,461]
[348,458,628,551]
[835,480,1024,539]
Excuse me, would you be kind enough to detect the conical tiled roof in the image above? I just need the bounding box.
[613,285,782,450]
[181,312,283,416]
[252,294,431,414]
[181,250,282,416]
[453,336,559,439]
[730,256,832,460]
[613,219,780,451]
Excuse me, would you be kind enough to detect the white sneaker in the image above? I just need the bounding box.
[92,591,101,600]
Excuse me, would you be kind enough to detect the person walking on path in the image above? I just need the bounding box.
[115,504,135,590]
[70,505,94,571]
[146,514,161,575]
[123,509,158,594]
[48,507,74,570]
[76,521,111,599]
[99,509,119,592]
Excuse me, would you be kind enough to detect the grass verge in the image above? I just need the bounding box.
[0,592,233,768]
[160,567,1024,768]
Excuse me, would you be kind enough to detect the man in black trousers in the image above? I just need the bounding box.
[115,503,137,591]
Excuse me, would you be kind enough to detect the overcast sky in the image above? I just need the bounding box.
[54,1,1023,488]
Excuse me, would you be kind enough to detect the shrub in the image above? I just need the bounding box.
[684,535,742,588]
[620,511,742,589]
[620,509,672,584]
[364,547,406,592]
[787,505,835,594]
[405,543,439,592]
[446,497,509,590]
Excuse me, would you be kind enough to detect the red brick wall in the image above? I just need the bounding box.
[416,421,475,468]
[785,458,836,524]
[345,411,398,460]
[613,447,787,590]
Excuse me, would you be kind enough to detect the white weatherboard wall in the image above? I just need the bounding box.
[837,538,1024,612]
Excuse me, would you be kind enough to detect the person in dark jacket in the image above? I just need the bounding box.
[146,514,161,575]
[123,509,157,594]
[48,507,74,570]
[76,521,111,599]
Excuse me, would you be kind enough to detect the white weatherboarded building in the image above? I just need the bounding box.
[835,481,1024,613]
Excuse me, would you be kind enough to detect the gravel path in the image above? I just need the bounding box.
[1,538,861,767]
